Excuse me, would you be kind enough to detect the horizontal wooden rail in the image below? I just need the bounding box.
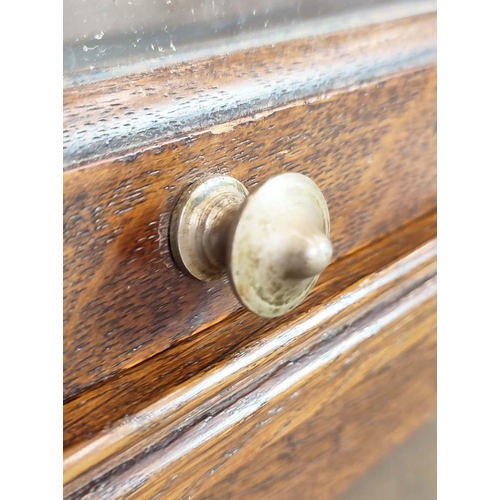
[64,237,436,498]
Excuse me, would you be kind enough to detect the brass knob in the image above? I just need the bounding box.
[170,173,332,317]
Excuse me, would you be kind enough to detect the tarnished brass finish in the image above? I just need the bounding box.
[169,175,248,281]
[228,173,332,317]
[170,173,332,317]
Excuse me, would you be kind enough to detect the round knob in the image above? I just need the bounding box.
[170,173,332,317]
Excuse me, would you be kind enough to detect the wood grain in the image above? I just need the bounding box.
[63,238,436,499]
[63,64,437,399]
[63,11,438,498]
[200,309,436,500]
[63,13,436,169]
[64,211,436,452]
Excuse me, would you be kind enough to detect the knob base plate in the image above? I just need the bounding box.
[170,175,248,281]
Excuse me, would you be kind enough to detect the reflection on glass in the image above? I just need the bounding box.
[63,0,434,84]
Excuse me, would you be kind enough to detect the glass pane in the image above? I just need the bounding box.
[64,0,434,85]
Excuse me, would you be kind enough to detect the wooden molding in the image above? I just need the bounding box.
[63,13,436,169]
[64,235,436,498]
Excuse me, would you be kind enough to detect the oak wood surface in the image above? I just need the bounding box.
[63,64,437,400]
[200,308,436,500]
[63,13,436,169]
[63,11,438,499]
[64,211,436,453]
[63,237,436,499]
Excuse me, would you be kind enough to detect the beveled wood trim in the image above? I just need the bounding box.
[199,320,436,500]
[64,235,436,497]
[64,211,436,451]
[63,13,436,169]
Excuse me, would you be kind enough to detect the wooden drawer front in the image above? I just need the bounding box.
[64,14,435,396]
[64,67,436,400]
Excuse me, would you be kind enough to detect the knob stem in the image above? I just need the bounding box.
[204,200,241,269]
[169,175,248,281]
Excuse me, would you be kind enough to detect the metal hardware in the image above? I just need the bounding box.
[170,173,332,317]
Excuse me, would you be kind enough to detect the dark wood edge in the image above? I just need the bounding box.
[64,233,436,494]
[63,12,436,169]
